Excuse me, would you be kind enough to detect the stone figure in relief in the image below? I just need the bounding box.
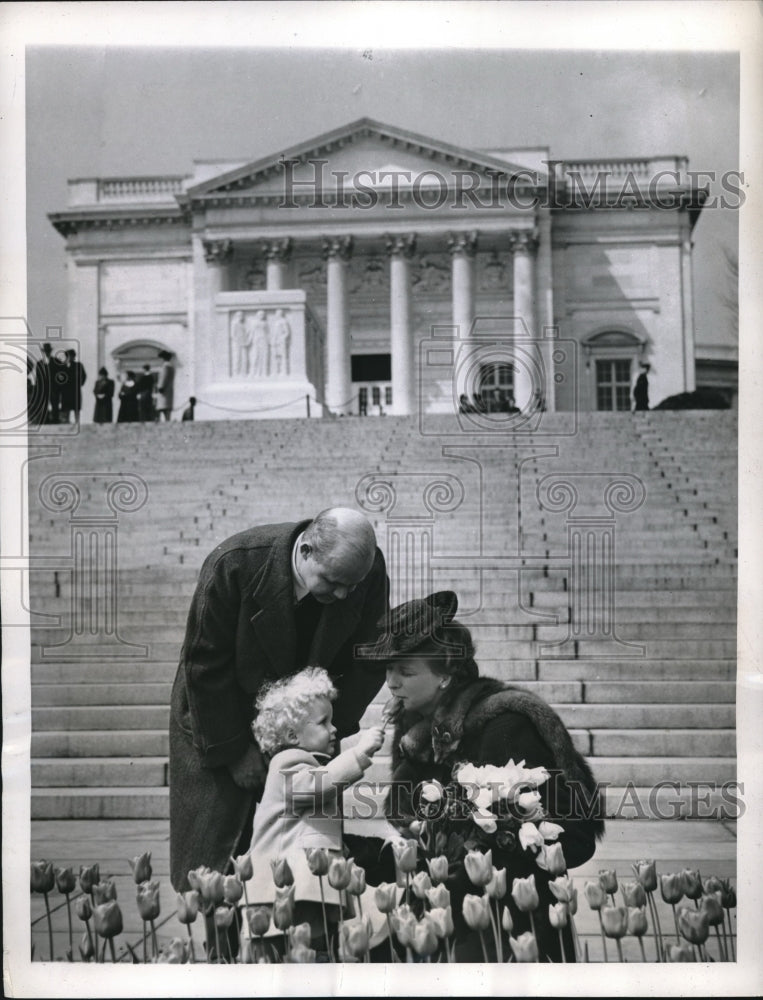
[271,309,292,376]
[250,310,270,377]
[231,311,252,376]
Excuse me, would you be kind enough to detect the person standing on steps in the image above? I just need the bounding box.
[136,364,156,422]
[168,506,390,893]
[93,367,115,423]
[181,396,196,422]
[155,350,175,421]
[633,363,650,412]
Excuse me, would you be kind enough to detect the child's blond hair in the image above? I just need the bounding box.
[252,666,337,756]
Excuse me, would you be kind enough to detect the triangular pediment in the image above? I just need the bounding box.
[183,119,535,200]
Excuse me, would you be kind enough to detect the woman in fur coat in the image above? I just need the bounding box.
[372,590,605,962]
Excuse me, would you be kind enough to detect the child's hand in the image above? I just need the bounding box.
[355,725,385,758]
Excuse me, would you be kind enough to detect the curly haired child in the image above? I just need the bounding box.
[244,666,385,949]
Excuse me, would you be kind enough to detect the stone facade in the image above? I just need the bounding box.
[49,119,714,421]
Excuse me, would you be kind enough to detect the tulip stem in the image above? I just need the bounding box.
[570,914,582,962]
[385,915,397,962]
[486,897,501,963]
[64,893,73,955]
[558,927,566,963]
[725,909,735,961]
[614,937,624,963]
[186,923,196,963]
[646,891,663,962]
[528,912,540,963]
[671,903,681,944]
[596,911,609,962]
[100,939,107,963]
[84,919,94,963]
[142,920,147,964]
[150,919,159,960]
[318,877,333,962]
[714,925,726,962]
[638,936,647,963]
[109,938,117,964]
[214,920,222,964]
[203,908,211,963]
[43,891,54,961]
[477,929,490,963]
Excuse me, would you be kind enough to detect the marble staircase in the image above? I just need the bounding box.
[27,411,737,820]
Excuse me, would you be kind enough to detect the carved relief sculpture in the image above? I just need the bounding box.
[230,310,252,376]
[250,310,270,377]
[270,309,292,376]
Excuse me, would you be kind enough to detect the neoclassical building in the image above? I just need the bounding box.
[49,118,715,421]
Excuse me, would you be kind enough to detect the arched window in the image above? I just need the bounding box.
[111,340,174,378]
[582,330,646,412]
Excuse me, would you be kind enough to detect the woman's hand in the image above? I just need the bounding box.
[355,725,385,758]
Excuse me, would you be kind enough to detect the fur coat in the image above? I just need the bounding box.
[386,677,605,961]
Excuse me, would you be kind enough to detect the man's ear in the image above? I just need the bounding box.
[299,542,312,559]
[286,728,299,745]
[439,676,451,690]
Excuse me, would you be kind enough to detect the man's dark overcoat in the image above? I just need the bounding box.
[169,520,389,890]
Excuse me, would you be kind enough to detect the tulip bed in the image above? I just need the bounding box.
[31,850,736,963]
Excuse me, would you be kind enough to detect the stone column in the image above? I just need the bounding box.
[262,237,293,291]
[203,238,234,292]
[509,230,539,412]
[448,231,477,339]
[201,238,233,385]
[323,236,353,415]
[386,234,417,416]
[448,231,477,403]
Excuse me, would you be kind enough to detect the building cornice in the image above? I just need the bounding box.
[49,207,186,238]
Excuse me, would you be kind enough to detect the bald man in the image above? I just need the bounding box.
[169,508,389,890]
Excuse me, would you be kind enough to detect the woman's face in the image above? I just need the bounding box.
[385,657,447,716]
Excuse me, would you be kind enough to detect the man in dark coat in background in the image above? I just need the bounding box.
[633,363,650,411]
[136,364,155,422]
[34,342,60,424]
[169,507,389,891]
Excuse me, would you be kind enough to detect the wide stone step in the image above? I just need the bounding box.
[582,680,735,704]
[552,703,734,729]
[32,682,172,707]
[31,787,170,820]
[588,729,735,757]
[33,706,170,730]
[537,659,735,681]
[32,757,168,787]
[529,589,737,608]
[32,661,179,684]
[31,730,169,757]
[539,638,736,659]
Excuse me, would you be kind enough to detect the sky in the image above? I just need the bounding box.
[25,44,739,352]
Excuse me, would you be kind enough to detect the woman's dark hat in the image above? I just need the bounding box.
[364,591,459,660]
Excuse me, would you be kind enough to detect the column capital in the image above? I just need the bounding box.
[385,233,417,258]
[447,230,478,257]
[507,230,539,255]
[322,235,354,261]
[261,237,293,262]
[202,238,234,264]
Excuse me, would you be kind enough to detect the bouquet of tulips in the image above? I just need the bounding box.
[407,758,566,883]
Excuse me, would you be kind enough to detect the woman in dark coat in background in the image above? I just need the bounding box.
[93,367,115,423]
[117,371,139,423]
[373,591,604,962]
